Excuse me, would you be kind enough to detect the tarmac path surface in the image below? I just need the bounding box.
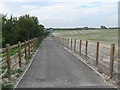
[17,37,110,88]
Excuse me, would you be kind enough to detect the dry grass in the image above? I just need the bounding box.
[52,29,118,45]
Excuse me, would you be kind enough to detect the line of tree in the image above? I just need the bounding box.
[52,27,119,30]
[1,14,46,48]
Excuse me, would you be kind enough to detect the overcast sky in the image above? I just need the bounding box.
[0,0,119,28]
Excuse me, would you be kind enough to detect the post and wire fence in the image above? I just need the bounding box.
[52,36,118,79]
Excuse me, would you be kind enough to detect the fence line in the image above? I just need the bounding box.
[0,36,44,81]
[52,36,118,79]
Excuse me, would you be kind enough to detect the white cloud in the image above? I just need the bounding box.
[23,1,117,27]
[21,5,39,9]
[0,0,118,27]
[0,0,119,3]
[0,2,9,14]
[1,0,26,2]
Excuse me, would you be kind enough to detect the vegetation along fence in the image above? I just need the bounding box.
[0,36,44,86]
[52,36,118,80]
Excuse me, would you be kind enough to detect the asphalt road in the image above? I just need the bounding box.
[17,37,110,88]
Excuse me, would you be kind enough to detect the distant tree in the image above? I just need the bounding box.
[101,26,107,29]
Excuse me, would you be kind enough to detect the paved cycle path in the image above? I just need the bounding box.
[17,37,110,88]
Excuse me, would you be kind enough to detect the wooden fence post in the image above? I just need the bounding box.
[31,39,34,54]
[63,38,64,46]
[6,44,11,80]
[95,42,99,67]
[74,39,76,52]
[24,40,27,60]
[33,38,36,49]
[79,40,82,55]
[109,43,115,78]
[85,41,88,57]
[71,39,72,50]
[28,39,30,55]
[68,38,69,49]
[30,39,32,52]
[18,41,21,67]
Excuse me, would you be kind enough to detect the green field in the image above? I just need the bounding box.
[53,29,118,44]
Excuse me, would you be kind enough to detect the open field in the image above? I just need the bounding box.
[52,29,118,45]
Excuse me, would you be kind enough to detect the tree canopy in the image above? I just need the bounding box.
[1,14,45,47]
